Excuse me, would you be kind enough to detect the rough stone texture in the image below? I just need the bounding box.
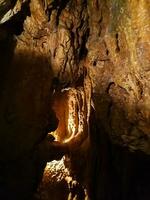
[87,0,150,154]
[0,0,150,200]
[16,0,149,154]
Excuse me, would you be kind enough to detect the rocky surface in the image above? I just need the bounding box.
[87,0,150,154]
[34,157,88,200]
[11,0,149,154]
[0,0,150,199]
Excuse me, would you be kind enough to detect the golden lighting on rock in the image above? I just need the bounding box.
[44,156,70,183]
[38,77,92,199]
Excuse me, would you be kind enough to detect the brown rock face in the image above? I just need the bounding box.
[17,0,149,154]
[87,0,150,154]
[0,0,150,199]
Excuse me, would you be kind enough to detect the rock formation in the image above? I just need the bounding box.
[0,0,150,199]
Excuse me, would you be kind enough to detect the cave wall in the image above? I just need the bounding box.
[87,0,150,154]
[0,0,150,199]
[12,0,149,154]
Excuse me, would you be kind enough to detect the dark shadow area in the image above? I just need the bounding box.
[89,101,150,200]
[0,38,59,199]
[78,27,90,60]
[0,31,16,99]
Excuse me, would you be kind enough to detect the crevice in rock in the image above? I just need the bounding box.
[115,32,120,53]
[44,0,58,21]
[93,60,97,66]
[78,27,89,60]
[56,0,69,26]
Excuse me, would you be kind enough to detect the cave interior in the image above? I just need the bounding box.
[0,0,150,200]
